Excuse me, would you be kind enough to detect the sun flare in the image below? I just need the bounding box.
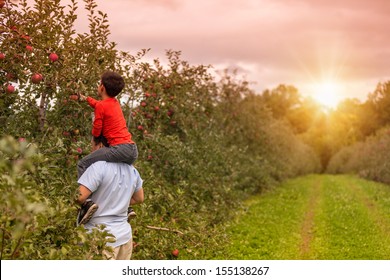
[313,81,341,109]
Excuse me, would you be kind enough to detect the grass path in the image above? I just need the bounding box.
[221,174,390,259]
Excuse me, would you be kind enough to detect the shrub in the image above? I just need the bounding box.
[327,127,390,184]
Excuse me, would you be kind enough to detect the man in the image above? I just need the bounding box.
[76,136,144,260]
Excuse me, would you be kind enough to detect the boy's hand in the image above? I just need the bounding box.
[78,93,87,101]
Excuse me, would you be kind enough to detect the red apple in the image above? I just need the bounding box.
[69,95,79,101]
[144,92,151,98]
[31,73,43,84]
[167,110,174,117]
[49,53,59,62]
[21,34,30,41]
[0,53,5,60]
[172,249,179,257]
[6,72,15,81]
[154,106,160,112]
[26,45,33,52]
[141,101,147,107]
[5,84,15,93]
[137,125,144,131]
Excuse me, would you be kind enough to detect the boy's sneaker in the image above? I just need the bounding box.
[127,207,136,221]
[77,200,98,225]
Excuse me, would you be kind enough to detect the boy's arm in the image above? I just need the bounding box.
[92,103,103,137]
[79,93,98,108]
[79,93,102,137]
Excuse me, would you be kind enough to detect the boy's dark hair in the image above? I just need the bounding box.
[101,71,125,97]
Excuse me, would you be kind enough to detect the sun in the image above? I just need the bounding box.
[313,81,341,109]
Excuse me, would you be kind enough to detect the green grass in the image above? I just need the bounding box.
[221,176,317,259]
[219,174,390,259]
[310,175,390,259]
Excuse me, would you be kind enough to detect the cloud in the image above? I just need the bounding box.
[68,0,390,99]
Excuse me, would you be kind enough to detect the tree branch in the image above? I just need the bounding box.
[146,225,184,235]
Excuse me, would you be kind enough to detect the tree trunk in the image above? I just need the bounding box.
[38,91,47,131]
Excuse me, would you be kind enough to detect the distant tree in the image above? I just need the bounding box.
[358,101,380,137]
[365,81,390,128]
[260,84,301,119]
[287,96,322,134]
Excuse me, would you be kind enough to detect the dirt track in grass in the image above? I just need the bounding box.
[223,174,390,260]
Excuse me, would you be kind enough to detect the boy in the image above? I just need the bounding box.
[76,71,138,225]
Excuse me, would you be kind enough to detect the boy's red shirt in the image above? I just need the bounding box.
[86,96,134,146]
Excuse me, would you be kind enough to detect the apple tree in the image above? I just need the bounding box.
[0,0,144,259]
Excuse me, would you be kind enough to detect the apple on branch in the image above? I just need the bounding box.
[31,73,43,84]
[49,53,59,62]
[5,84,15,93]
[69,95,79,101]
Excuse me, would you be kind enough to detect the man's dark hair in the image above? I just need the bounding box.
[93,134,109,147]
[101,71,125,97]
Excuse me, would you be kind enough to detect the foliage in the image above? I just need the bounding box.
[327,127,390,184]
[366,81,390,129]
[0,136,114,259]
[1,0,319,260]
[258,81,390,171]
[306,82,390,171]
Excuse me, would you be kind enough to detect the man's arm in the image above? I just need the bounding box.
[130,188,144,206]
[76,185,92,205]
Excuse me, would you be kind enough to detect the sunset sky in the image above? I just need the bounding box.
[71,0,389,106]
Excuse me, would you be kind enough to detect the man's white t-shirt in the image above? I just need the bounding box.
[78,161,143,247]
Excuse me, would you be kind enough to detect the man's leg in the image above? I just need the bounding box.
[115,238,133,260]
[103,239,133,260]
